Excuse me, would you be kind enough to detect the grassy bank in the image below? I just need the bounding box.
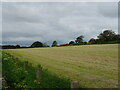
[2,52,70,88]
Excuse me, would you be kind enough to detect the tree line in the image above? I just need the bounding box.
[89,30,120,44]
[2,30,120,49]
[53,30,120,47]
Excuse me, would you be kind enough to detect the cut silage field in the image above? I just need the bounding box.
[4,44,118,88]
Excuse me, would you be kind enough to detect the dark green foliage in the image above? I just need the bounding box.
[52,41,57,47]
[114,34,120,41]
[69,41,74,44]
[43,43,50,47]
[83,42,87,44]
[2,52,70,88]
[88,38,97,44]
[16,45,20,48]
[97,30,116,42]
[2,45,21,49]
[97,41,120,44]
[31,41,43,47]
[89,30,120,44]
[75,35,84,43]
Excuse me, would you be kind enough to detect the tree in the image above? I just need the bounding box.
[69,41,74,44]
[16,45,20,48]
[43,43,49,47]
[31,41,43,47]
[97,30,116,42]
[44,43,50,47]
[75,35,84,43]
[88,38,97,44]
[52,41,57,47]
[114,34,120,41]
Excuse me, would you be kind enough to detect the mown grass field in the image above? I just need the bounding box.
[4,44,118,88]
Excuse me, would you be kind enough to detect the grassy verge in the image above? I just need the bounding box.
[2,51,70,88]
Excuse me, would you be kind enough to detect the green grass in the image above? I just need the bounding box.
[4,44,118,88]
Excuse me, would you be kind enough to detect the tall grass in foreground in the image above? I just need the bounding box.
[2,52,70,88]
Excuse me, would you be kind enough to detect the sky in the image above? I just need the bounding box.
[2,1,118,46]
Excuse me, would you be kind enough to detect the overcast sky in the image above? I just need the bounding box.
[2,2,118,46]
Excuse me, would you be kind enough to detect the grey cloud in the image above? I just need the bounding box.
[2,2,118,46]
[98,2,118,18]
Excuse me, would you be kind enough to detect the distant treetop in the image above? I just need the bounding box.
[31,41,43,47]
[52,41,57,47]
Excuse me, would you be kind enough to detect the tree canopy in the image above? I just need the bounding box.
[97,30,116,42]
[75,35,84,43]
[52,41,57,47]
[31,41,43,47]
[69,41,74,44]
[88,38,97,44]
[89,30,120,44]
